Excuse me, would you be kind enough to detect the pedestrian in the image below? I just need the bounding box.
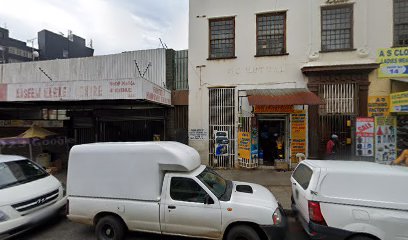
[326,134,338,160]
[392,149,408,166]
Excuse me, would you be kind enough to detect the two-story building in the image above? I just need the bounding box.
[189,0,407,168]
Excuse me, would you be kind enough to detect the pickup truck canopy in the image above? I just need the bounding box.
[67,142,201,201]
[304,160,408,211]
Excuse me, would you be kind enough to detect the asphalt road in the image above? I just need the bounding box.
[13,215,309,240]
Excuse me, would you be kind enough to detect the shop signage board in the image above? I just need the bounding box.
[374,116,397,163]
[368,96,390,117]
[290,110,307,164]
[251,127,259,162]
[0,84,7,101]
[377,47,408,78]
[390,91,408,112]
[356,118,374,157]
[214,131,229,157]
[188,129,208,140]
[0,120,64,128]
[254,105,294,113]
[238,132,251,159]
[3,79,171,105]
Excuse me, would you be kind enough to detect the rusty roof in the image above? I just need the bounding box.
[247,88,324,106]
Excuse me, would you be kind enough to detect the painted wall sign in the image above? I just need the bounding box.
[390,91,408,112]
[356,118,374,157]
[189,129,208,140]
[238,132,251,159]
[377,47,408,78]
[291,110,307,164]
[3,79,171,105]
[0,120,64,128]
[254,105,294,113]
[326,0,350,4]
[368,96,390,117]
[375,116,397,163]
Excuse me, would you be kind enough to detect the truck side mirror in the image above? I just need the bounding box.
[205,195,214,205]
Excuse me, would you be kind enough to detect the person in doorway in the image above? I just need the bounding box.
[326,134,339,160]
[392,149,408,166]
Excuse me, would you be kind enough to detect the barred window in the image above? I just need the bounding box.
[256,12,286,56]
[321,5,353,51]
[209,17,235,59]
[394,0,408,46]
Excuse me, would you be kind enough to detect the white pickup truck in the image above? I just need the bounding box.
[67,142,287,240]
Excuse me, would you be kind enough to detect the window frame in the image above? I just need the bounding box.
[393,0,408,47]
[320,4,354,52]
[292,164,314,190]
[255,11,288,57]
[208,17,236,60]
[169,177,209,203]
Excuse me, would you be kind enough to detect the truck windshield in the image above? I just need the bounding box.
[0,160,49,190]
[197,167,227,199]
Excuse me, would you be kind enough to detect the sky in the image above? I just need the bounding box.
[0,0,189,55]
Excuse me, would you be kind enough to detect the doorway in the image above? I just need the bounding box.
[258,115,289,166]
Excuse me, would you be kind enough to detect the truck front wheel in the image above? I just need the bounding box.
[95,215,126,240]
[226,225,261,240]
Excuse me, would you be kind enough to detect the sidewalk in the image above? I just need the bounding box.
[54,168,293,210]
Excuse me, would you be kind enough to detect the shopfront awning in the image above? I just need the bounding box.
[247,88,324,106]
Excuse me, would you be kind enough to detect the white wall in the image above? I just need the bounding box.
[188,0,393,164]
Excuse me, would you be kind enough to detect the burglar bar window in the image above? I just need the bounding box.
[209,17,235,59]
[321,5,353,51]
[256,12,286,56]
[394,0,408,46]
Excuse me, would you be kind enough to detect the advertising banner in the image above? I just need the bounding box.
[356,118,375,157]
[377,47,408,78]
[238,132,251,159]
[214,131,229,157]
[368,96,390,117]
[375,116,397,163]
[291,110,307,163]
[390,91,408,113]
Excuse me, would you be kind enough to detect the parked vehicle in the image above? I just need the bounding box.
[67,142,287,240]
[291,160,408,240]
[0,155,67,239]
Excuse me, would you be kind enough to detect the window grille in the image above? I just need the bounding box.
[394,0,408,46]
[321,5,353,51]
[256,12,286,56]
[318,83,358,115]
[209,18,235,59]
[209,88,236,168]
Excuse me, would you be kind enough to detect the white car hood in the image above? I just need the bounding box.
[0,175,61,207]
[230,181,279,210]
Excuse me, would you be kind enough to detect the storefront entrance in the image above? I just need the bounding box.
[258,115,289,166]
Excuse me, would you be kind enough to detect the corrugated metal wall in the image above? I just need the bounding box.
[174,50,188,90]
[0,49,167,87]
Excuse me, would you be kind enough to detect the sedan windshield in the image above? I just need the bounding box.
[197,167,227,199]
[0,160,48,190]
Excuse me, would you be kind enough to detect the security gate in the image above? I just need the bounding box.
[318,83,358,159]
[209,88,236,168]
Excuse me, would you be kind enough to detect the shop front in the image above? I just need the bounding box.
[237,88,323,170]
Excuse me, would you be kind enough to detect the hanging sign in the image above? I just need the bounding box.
[355,118,374,157]
[374,116,397,163]
[291,110,307,164]
[368,96,390,117]
[390,91,408,113]
[377,47,408,78]
[238,132,251,159]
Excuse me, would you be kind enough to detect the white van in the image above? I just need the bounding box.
[0,155,67,239]
[291,160,408,240]
[67,142,287,240]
